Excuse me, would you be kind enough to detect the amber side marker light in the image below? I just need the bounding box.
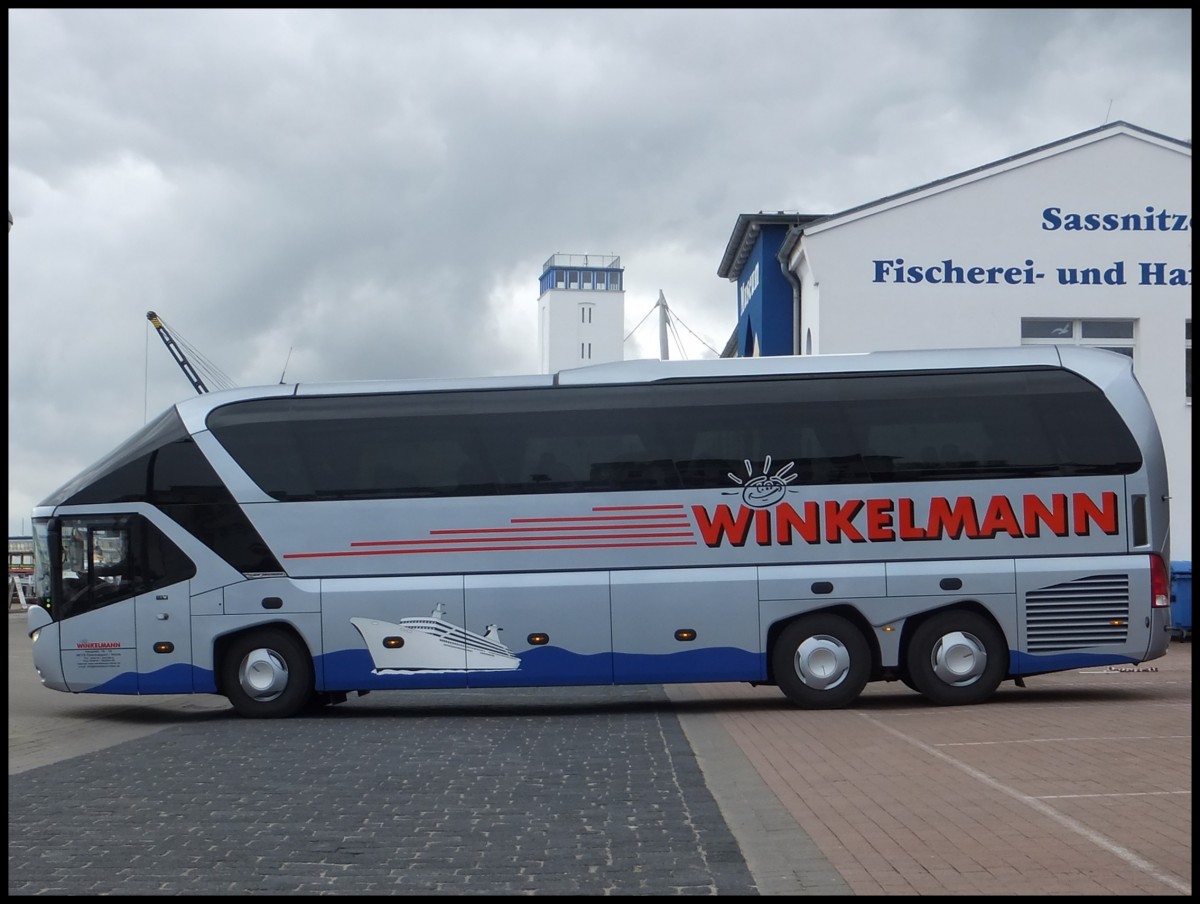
[527,633,550,645]
[674,629,697,642]
[153,642,175,654]
[383,636,405,649]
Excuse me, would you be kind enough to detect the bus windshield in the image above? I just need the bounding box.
[30,518,52,610]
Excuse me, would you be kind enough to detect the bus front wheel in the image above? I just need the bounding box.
[904,610,1007,706]
[772,614,870,709]
[220,629,314,719]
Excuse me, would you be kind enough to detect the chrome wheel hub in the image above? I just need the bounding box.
[238,648,289,701]
[930,631,987,686]
[793,634,852,691]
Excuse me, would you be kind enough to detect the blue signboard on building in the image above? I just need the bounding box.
[718,212,823,357]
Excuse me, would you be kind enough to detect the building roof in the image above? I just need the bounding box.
[717,212,825,281]
[777,120,1190,261]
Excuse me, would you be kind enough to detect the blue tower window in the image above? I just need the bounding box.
[539,253,623,296]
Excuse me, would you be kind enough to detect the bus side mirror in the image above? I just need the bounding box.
[27,605,52,635]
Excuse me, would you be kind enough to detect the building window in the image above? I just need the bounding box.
[582,271,593,289]
[1187,319,1192,400]
[555,271,566,289]
[580,305,592,324]
[1021,318,1136,361]
[568,271,579,289]
[580,342,591,360]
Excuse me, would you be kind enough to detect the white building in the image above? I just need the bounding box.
[722,122,1192,560]
[537,253,625,374]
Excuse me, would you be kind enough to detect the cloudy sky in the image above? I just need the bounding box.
[7,8,1193,535]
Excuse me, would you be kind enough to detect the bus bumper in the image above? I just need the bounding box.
[27,609,69,692]
[1146,607,1173,661]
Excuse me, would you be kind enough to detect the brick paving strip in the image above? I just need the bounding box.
[672,644,1192,896]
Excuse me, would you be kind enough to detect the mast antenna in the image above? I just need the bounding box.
[279,347,294,384]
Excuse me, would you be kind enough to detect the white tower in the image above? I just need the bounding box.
[537,253,624,374]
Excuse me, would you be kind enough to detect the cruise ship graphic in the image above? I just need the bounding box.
[350,603,521,673]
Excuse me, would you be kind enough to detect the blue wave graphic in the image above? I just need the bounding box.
[82,664,217,695]
[74,646,1138,699]
[320,648,468,689]
[614,648,764,684]
[317,645,763,691]
[81,671,140,695]
[467,647,612,687]
[1010,650,1136,675]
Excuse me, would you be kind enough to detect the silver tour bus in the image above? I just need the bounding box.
[27,345,1172,717]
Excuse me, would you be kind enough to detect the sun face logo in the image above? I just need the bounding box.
[725,456,797,508]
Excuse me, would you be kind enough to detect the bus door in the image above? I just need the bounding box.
[55,518,139,694]
[54,514,195,694]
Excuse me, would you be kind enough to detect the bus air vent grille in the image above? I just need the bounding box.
[1023,573,1130,652]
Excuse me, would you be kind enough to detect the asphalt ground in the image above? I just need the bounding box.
[7,609,1191,895]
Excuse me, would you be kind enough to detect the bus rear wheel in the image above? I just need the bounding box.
[772,614,870,709]
[904,610,1006,706]
[220,629,314,719]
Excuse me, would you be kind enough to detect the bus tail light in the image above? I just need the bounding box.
[1150,554,1170,608]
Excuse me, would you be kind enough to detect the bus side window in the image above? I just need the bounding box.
[530,452,561,484]
[56,520,134,618]
[54,515,195,619]
[357,457,417,498]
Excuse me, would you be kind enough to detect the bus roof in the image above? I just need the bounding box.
[174,345,1137,431]
[552,345,1073,385]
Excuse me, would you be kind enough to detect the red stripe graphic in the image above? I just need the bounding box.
[591,504,686,511]
[425,521,688,535]
[351,531,695,547]
[509,514,689,523]
[285,540,697,559]
[283,503,699,560]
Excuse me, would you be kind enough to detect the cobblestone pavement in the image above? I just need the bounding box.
[9,685,770,896]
